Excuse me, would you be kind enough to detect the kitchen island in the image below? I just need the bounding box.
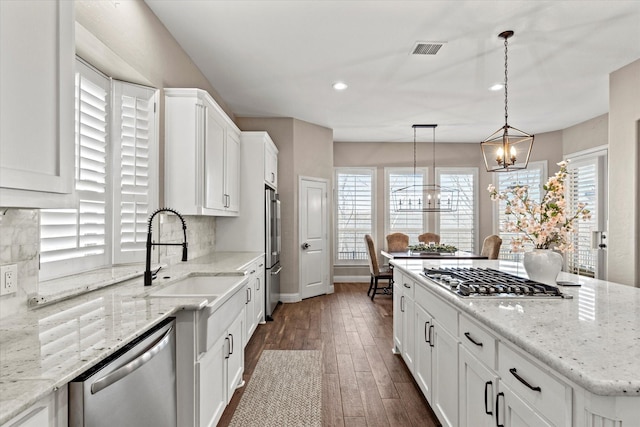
[390,258,639,426]
[0,251,263,426]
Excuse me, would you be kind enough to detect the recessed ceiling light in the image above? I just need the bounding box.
[332,82,348,91]
[489,83,504,91]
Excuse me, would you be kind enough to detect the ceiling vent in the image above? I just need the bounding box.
[411,41,445,55]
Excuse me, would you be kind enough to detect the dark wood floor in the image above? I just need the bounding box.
[218,282,441,427]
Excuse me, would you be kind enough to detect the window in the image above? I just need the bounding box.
[386,168,427,242]
[437,168,477,252]
[493,161,546,260]
[335,168,375,263]
[40,59,158,280]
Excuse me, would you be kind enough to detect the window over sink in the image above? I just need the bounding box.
[39,58,159,281]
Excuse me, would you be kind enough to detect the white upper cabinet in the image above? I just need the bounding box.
[0,0,75,208]
[264,139,278,189]
[164,88,240,216]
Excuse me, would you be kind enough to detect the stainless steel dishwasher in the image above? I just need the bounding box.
[69,317,177,427]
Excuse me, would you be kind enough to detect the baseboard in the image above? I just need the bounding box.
[278,293,300,303]
[334,275,369,283]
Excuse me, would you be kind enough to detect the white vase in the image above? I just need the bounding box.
[523,249,563,286]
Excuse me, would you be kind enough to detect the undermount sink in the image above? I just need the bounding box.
[149,275,245,300]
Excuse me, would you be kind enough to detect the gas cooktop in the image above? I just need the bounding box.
[421,267,571,299]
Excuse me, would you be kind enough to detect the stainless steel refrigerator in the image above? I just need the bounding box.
[265,187,281,320]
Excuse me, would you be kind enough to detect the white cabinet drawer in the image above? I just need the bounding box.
[415,284,457,336]
[460,315,496,370]
[498,343,571,426]
[399,274,415,300]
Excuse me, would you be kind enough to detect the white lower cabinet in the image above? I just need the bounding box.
[392,269,415,373]
[176,281,247,427]
[414,303,434,401]
[196,309,244,427]
[459,346,498,427]
[244,257,266,343]
[430,318,459,427]
[497,383,553,427]
[2,385,67,427]
[197,334,227,427]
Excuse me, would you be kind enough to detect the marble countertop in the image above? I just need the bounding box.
[0,251,263,425]
[390,258,640,397]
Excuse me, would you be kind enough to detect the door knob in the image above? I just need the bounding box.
[302,242,310,250]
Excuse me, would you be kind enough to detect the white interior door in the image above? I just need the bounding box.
[299,176,328,299]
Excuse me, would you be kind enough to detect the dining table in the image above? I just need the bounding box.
[381,250,488,260]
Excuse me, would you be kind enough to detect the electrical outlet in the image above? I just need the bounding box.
[0,264,17,296]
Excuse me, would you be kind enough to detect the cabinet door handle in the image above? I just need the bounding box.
[424,321,430,343]
[464,332,484,347]
[225,336,230,359]
[509,368,541,392]
[428,324,434,348]
[484,381,493,415]
[257,278,260,290]
[400,295,404,312]
[495,392,504,427]
[229,333,234,355]
[271,172,275,183]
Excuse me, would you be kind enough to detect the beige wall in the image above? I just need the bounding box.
[237,117,334,298]
[333,132,564,279]
[562,114,609,156]
[608,58,640,287]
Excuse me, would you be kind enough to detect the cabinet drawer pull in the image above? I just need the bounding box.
[424,321,430,343]
[484,381,493,415]
[509,368,541,392]
[464,332,483,347]
[495,392,504,427]
[250,269,256,274]
[428,324,434,348]
[403,282,411,289]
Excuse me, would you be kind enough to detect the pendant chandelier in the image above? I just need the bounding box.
[392,124,458,212]
[481,30,534,172]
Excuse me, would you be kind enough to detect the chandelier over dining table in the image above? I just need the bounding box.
[392,124,458,213]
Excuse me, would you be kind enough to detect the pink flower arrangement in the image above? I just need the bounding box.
[488,161,591,253]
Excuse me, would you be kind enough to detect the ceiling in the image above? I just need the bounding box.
[145,1,640,143]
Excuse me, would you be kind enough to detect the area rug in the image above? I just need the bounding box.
[229,350,322,427]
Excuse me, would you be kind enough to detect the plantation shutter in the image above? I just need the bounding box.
[566,158,599,277]
[387,169,426,242]
[111,81,158,264]
[496,163,545,260]
[438,169,476,252]
[335,169,374,262]
[40,61,110,279]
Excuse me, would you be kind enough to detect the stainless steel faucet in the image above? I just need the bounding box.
[144,208,188,286]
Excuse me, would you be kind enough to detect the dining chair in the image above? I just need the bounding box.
[386,232,409,252]
[481,235,502,259]
[364,234,394,300]
[418,232,441,244]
